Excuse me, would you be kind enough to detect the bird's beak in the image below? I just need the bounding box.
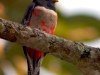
[53,0,59,2]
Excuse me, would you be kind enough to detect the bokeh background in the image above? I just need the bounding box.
[0,0,100,75]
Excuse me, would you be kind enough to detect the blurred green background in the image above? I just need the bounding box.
[0,0,100,75]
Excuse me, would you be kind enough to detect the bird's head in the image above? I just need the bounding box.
[33,0,58,11]
[46,0,58,3]
[52,0,59,2]
[33,0,58,3]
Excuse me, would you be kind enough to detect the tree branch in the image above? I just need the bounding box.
[0,18,100,75]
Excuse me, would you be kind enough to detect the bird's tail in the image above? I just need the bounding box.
[23,46,45,75]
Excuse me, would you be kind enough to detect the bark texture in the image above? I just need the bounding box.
[0,18,100,75]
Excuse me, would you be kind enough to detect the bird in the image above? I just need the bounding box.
[21,0,58,75]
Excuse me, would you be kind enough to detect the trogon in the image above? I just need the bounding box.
[21,0,58,75]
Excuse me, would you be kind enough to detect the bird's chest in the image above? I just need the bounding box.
[28,6,57,34]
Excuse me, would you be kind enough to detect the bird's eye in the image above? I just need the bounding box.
[47,2,51,6]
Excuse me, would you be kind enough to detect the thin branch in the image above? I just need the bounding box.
[0,18,100,75]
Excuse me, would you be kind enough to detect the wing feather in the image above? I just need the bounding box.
[21,3,35,25]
